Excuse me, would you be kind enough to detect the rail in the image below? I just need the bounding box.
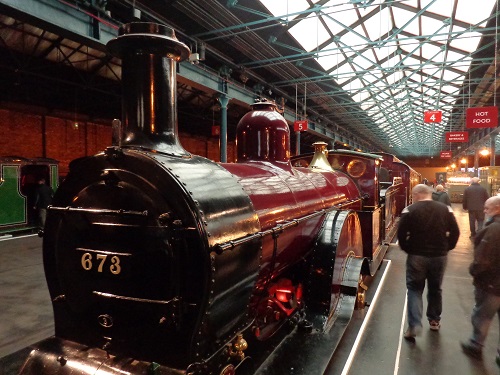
[48,206,149,217]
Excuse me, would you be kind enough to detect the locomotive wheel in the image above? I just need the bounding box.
[305,210,369,331]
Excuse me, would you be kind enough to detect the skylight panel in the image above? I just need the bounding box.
[373,44,397,62]
[423,0,454,18]
[360,72,378,84]
[455,0,496,26]
[358,91,371,101]
[376,91,391,101]
[392,8,419,34]
[322,1,359,35]
[383,55,403,72]
[288,14,331,52]
[386,72,405,85]
[401,55,423,71]
[343,78,363,93]
[439,85,456,95]
[402,38,426,58]
[443,65,463,81]
[449,27,482,53]
[421,43,446,64]
[316,42,340,70]
[363,6,392,42]
[451,55,473,72]
[259,0,309,21]
[361,102,372,111]
[339,27,370,52]
[421,18,451,44]
[423,87,439,97]
[332,61,354,84]
[352,53,374,71]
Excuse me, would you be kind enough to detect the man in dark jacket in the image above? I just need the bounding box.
[461,196,500,366]
[397,184,460,341]
[432,184,451,206]
[463,177,489,238]
[34,177,54,228]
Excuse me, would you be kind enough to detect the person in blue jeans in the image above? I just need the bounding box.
[461,196,500,366]
[397,184,460,341]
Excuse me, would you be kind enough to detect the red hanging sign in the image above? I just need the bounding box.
[466,106,498,128]
[424,110,442,123]
[294,120,308,132]
[211,125,220,136]
[445,131,468,142]
[440,151,452,159]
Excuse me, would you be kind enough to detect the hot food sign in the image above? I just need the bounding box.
[466,106,498,128]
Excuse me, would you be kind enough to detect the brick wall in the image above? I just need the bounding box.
[0,106,237,177]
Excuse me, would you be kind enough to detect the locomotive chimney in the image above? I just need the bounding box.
[106,22,190,155]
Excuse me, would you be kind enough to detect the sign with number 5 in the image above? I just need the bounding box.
[294,120,308,132]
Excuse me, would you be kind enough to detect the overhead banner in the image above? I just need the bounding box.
[445,131,468,142]
[424,110,442,123]
[294,120,308,132]
[466,106,498,128]
[440,151,452,159]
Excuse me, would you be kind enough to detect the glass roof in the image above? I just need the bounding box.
[256,0,499,157]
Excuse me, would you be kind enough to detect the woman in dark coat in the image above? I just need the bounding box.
[432,184,451,206]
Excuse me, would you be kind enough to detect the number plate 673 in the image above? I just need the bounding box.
[77,248,130,276]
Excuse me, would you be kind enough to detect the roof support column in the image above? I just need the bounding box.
[295,131,301,155]
[491,133,497,166]
[474,149,480,176]
[219,94,229,162]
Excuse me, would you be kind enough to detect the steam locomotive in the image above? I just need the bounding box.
[18,22,419,375]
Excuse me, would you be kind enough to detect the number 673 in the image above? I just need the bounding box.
[81,252,121,275]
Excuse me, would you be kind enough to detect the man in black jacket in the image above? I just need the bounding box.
[34,177,54,228]
[461,196,500,366]
[463,177,489,238]
[397,184,460,341]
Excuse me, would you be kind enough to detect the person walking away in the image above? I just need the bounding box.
[432,184,451,206]
[34,177,54,228]
[397,184,460,342]
[460,196,500,366]
[463,177,489,238]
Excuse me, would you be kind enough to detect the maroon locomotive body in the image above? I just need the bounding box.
[19,22,408,375]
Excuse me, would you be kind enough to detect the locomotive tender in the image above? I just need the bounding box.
[19,22,417,375]
[0,156,58,234]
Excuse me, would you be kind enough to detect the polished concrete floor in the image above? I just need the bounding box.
[327,204,499,375]
[0,204,498,374]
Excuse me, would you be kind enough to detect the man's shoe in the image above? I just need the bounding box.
[496,354,500,367]
[404,327,416,342]
[460,341,482,359]
[429,320,440,331]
